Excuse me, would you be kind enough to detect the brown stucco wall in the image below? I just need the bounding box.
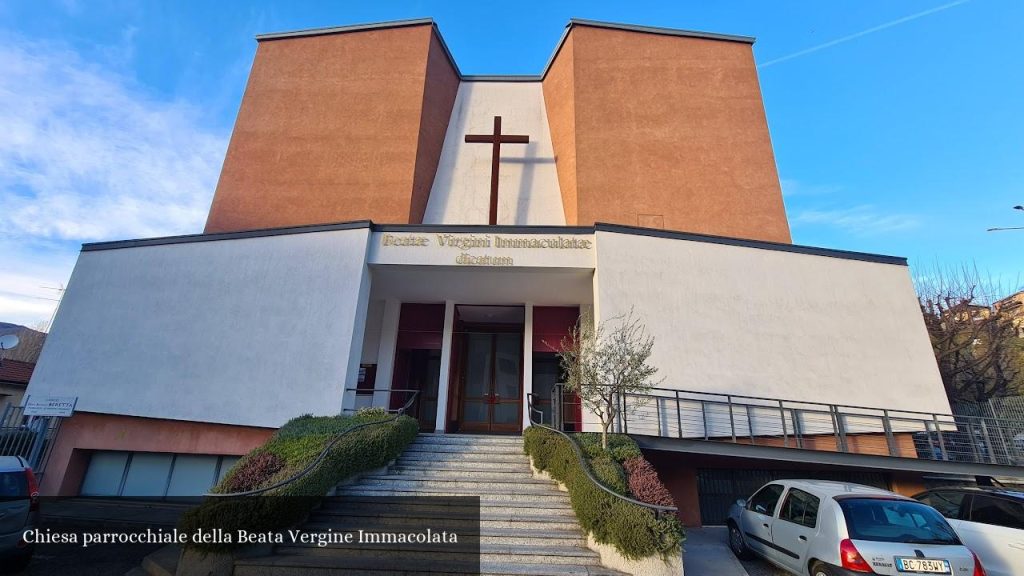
[204,24,458,232]
[550,25,791,242]
[40,412,273,496]
[541,33,579,225]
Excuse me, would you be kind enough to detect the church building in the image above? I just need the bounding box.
[25,19,951,524]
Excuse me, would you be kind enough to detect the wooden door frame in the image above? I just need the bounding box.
[453,322,524,434]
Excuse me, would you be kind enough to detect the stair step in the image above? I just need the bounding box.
[387,468,534,479]
[335,487,569,502]
[300,520,585,545]
[412,434,523,445]
[314,502,577,519]
[307,512,583,532]
[234,555,627,576]
[396,453,530,464]
[357,477,554,489]
[404,443,523,454]
[273,543,601,564]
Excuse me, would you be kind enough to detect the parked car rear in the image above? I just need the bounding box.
[0,456,39,572]
[727,479,986,576]
[914,486,1024,576]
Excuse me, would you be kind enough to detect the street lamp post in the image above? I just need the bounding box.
[986,205,1024,232]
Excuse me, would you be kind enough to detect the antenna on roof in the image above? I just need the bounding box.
[0,334,19,368]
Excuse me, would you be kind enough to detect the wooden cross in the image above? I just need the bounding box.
[465,116,529,225]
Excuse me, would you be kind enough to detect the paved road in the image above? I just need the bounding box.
[685,526,787,576]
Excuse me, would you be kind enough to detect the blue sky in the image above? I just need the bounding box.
[1,0,1021,327]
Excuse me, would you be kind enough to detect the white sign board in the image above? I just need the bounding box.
[23,395,78,417]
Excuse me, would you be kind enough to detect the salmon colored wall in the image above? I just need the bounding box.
[889,472,927,498]
[643,450,703,527]
[40,412,273,496]
[541,33,578,225]
[728,432,918,458]
[204,24,459,233]
[549,25,791,243]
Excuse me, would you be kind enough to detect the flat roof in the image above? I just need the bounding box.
[255,17,756,82]
[80,220,907,266]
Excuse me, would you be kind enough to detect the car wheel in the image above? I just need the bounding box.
[728,522,754,560]
[810,561,840,576]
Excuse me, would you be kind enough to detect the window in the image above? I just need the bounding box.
[838,498,960,545]
[748,484,785,516]
[779,488,820,528]
[969,495,1024,530]
[916,490,965,519]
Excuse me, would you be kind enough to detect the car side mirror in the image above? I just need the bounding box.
[736,498,747,509]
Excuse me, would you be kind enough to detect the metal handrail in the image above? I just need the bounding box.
[602,385,1024,467]
[207,390,419,497]
[526,393,677,518]
[641,386,1020,425]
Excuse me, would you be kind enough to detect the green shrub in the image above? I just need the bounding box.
[590,456,628,495]
[524,427,683,560]
[179,411,418,552]
[574,432,643,462]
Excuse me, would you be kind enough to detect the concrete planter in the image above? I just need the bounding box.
[529,456,683,576]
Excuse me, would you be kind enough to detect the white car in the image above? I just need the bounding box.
[726,479,987,576]
[914,487,1024,576]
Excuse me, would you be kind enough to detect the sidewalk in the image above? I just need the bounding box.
[683,527,750,576]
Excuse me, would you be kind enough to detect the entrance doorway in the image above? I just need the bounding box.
[450,306,524,434]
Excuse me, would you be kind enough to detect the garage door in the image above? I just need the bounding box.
[697,468,889,525]
[80,451,240,498]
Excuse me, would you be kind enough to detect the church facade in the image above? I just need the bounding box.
[26,19,949,521]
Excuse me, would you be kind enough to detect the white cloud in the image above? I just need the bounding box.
[0,33,228,327]
[792,205,921,235]
[0,35,227,242]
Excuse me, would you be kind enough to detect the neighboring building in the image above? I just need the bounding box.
[994,290,1024,336]
[0,359,34,413]
[25,19,984,524]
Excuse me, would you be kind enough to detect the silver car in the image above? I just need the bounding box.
[727,480,987,576]
[0,456,39,573]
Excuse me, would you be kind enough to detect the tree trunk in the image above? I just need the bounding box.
[601,419,611,450]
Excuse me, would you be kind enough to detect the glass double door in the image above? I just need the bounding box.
[459,332,522,433]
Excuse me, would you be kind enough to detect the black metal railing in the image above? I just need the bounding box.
[207,390,419,497]
[551,385,1024,468]
[526,392,677,519]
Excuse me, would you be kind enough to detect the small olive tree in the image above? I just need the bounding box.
[558,308,662,450]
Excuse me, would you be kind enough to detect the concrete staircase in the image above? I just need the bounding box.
[234,433,627,575]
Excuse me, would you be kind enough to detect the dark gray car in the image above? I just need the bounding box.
[0,456,39,572]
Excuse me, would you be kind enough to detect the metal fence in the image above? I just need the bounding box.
[953,396,1024,423]
[549,385,1024,468]
[0,404,63,475]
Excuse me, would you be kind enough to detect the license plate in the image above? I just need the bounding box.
[895,557,951,574]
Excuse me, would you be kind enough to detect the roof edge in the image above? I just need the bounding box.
[567,18,755,45]
[80,220,907,266]
[594,223,908,266]
[255,18,435,41]
[254,17,754,81]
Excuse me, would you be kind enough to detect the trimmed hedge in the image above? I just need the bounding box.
[623,456,676,511]
[575,432,643,462]
[179,409,418,551]
[524,427,684,560]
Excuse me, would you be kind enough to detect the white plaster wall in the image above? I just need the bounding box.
[422,82,565,225]
[593,231,950,419]
[27,229,372,428]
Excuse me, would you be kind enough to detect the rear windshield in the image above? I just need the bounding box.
[838,498,961,545]
[0,471,28,499]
